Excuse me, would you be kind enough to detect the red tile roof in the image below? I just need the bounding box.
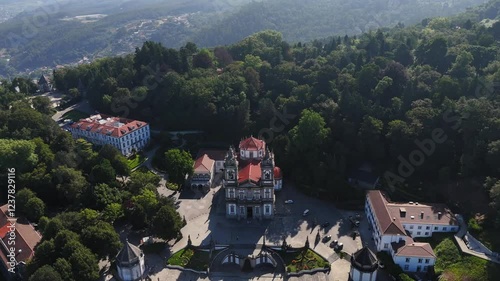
[386,202,457,226]
[197,149,227,161]
[239,137,265,151]
[274,167,282,179]
[238,161,262,183]
[70,114,148,138]
[0,205,42,270]
[193,154,215,173]
[392,239,436,258]
[366,191,406,235]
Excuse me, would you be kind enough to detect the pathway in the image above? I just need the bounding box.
[454,214,500,264]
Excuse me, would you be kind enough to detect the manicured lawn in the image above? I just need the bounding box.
[167,248,210,271]
[132,166,156,176]
[279,249,329,273]
[127,154,147,169]
[61,109,89,121]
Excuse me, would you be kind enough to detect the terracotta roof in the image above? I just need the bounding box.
[193,154,215,173]
[274,167,282,179]
[392,240,436,258]
[197,149,227,161]
[238,161,262,184]
[386,202,457,226]
[0,205,42,270]
[366,191,406,235]
[70,114,148,138]
[239,137,265,151]
[351,246,378,272]
[116,240,142,266]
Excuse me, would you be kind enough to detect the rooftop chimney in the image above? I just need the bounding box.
[420,211,424,219]
[409,201,414,205]
[438,212,442,219]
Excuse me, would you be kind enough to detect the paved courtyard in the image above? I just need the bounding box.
[143,178,373,280]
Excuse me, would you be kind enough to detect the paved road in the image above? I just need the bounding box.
[51,99,94,121]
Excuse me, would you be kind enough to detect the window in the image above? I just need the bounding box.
[426,226,430,230]
[406,258,410,263]
[404,265,409,270]
[418,226,422,229]
[425,232,429,236]
[229,205,235,214]
[265,205,271,214]
[228,189,235,198]
[434,226,438,230]
[417,232,421,235]
[443,227,447,231]
[384,243,389,249]
[264,189,271,199]
[255,206,260,215]
[238,190,245,200]
[425,259,430,264]
[418,258,423,263]
[254,190,260,199]
[423,266,428,272]
[409,231,413,235]
[410,226,414,229]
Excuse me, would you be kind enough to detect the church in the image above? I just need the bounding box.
[223,137,282,220]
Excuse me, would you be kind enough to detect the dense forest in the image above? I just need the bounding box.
[1,0,500,280]
[0,0,490,76]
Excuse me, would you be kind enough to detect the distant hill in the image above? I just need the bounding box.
[0,0,493,76]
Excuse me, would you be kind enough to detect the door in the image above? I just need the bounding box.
[247,206,253,219]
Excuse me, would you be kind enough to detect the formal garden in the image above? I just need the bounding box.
[279,248,329,273]
[167,247,211,271]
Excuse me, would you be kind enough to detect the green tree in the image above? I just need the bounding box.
[29,265,63,281]
[90,159,116,184]
[151,205,183,240]
[164,149,194,185]
[0,139,38,173]
[16,188,36,215]
[68,246,100,281]
[25,197,45,222]
[102,203,124,223]
[53,258,74,281]
[81,222,122,260]
[127,170,160,194]
[92,183,122,210]
[52,166,88,204]
[32,96,53,115]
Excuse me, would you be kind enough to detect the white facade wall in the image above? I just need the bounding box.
[402,223,458,238]
[349,269,378,281]
[393,255,435,272]
[69,124,150,156]
[214,160,224,173]
[117,257,145,281]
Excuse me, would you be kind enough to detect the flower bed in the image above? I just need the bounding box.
[167,247,210,271]
[280,249,329,273]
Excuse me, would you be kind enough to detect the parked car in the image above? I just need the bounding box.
[378,261,385,268]
[351,231,359,239]
[284,200,294,204]
[322,221,330,228]
[322,235,332,243]
[303,209,310,216]
[355,213,362,220]
[334,242,343,251]
[329,240,338,248]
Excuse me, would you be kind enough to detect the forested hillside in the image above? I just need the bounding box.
[0,0,490,76]
[1,0,500,280]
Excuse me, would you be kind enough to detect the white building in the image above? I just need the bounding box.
[67,114,150,156]
[349,246,378,281]
[365,190,459,273]
[197,149,226,173]
[115,240,145,281]
[191,154,215,191]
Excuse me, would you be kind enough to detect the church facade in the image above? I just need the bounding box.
[224,137,280,220]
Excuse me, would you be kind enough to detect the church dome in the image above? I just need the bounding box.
[351,246,378,273]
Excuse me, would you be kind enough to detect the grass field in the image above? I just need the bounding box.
[62,109,89,121]
[127,154,147,170]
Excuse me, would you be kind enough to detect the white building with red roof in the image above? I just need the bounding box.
[223,137,281,219]
[0,205,42,280]
[67,114,150,156]
[191,154,215,191]
[365,190,460,273]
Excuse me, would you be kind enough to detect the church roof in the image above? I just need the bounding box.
[351,246,378,272]
[239,137,265,151]
[238,161,261,184]
[116,240,142,266]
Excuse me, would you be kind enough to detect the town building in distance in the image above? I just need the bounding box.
[67,114,150,156]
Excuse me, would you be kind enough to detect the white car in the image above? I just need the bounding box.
[285,200,294,204]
